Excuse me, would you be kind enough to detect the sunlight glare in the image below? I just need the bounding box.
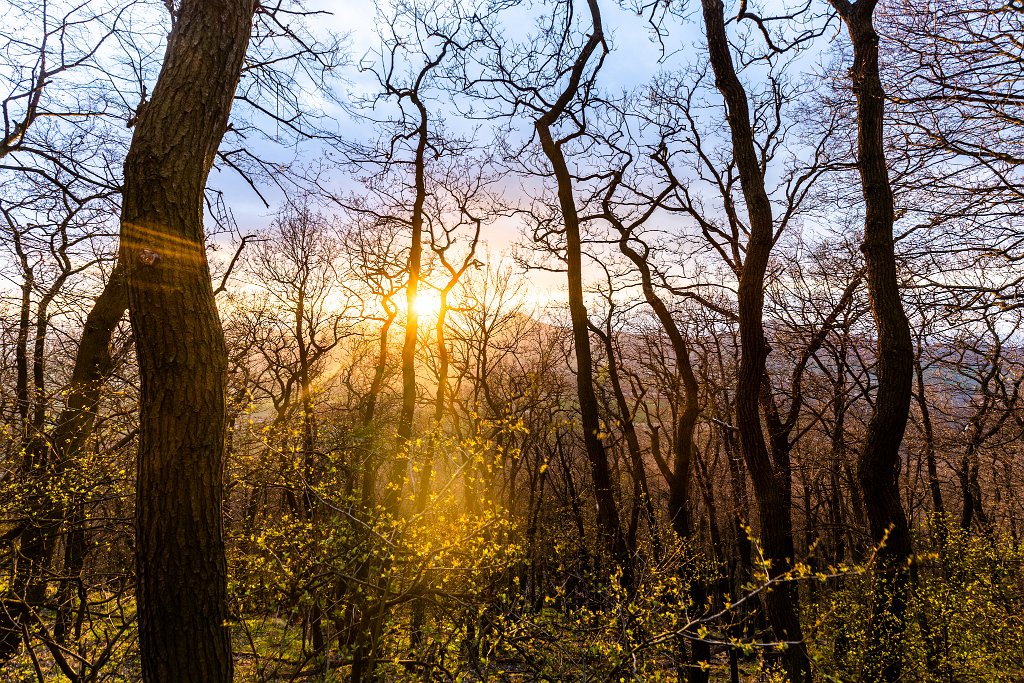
[411,289,443,319]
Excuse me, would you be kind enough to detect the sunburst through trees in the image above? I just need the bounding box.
[1,0,1023,681]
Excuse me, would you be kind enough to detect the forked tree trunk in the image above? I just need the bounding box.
[828,2,916,681]
[698,1,810,680]
[119,1,256,680]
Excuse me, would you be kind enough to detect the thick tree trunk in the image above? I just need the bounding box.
[698,2,810,680]
[829,2,915,681]
[119,1,255,680]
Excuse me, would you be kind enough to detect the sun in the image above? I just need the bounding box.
[411,289,443,318]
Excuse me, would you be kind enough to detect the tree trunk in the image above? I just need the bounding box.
[594,320,662,560]
[387,92,430,518]
[528,0,631,584]
[119,1,255,680]
[612,234,709,679]
[415,289,451,515]
[829,2,916,681]
[14,264,31,437]
[914,341,944,520]
[540,121,632,581]
[698,1,810,679]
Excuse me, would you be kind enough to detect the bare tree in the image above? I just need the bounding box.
[692,2,820,677]
[826,1,915,680]
[469,0,633,581]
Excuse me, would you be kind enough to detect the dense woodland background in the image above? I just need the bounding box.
[1,0,1023,680]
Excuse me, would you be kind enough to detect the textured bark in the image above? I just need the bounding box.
[698,1,810,680]
[119,1,255,680]
[829,1,916,681]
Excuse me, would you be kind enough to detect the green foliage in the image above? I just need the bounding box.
[0,413,138,681]
[227,425,526,681]
[810,521,1024,682]
[453,535,725,681]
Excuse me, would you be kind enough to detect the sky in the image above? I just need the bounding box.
[213,0,699,232]
[1,0,830,318]
[206,0,708,306]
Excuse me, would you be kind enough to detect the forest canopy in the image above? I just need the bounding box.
[1,0,1023,681]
